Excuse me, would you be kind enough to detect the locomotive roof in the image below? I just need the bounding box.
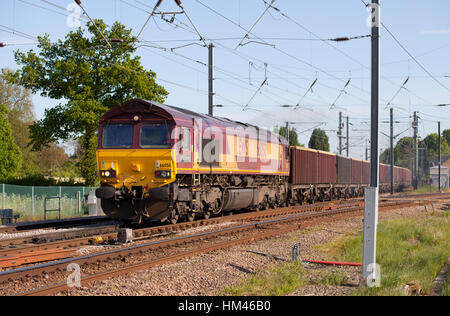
[100,99,288,145]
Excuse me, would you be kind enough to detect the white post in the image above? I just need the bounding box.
[77,191,81,216]
[362,187,379,286]
[2,184,5,209]
[31,186,35,216]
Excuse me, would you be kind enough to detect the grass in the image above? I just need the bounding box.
[319,271,349,286]
[323,212,450,296]
[442,269,450,296]
[223,261,307,296]
[2,194,87,222]
[407,186,449,194]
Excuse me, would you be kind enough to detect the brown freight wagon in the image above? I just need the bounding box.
[289,147,318,184]
[289,147,337,185]
[317,150,337,184]
[336,155,352,184]
[394,166,400,185]
[379,163,388,184]
[351,159,363,184]
[362,161,370,184]
[386,165,392,183]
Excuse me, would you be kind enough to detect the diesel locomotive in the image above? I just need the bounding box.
[95,99,411,223]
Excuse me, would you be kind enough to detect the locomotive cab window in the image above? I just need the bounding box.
[102,124,134,148]
[140,123,172,148]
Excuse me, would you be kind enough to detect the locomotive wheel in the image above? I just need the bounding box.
[203,211,211,220]
[186,212,195,222]
[167,209,179,225]
[268,197,277,209]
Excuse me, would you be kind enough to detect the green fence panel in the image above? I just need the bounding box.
[1,184,99,222]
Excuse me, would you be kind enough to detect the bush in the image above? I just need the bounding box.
[3,174,84,186]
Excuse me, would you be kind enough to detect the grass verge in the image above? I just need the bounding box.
[222,261,307,296]
[442,269,450,296]
[323,212,449,295]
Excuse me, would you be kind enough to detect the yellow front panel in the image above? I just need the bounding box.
[97,149,177,189]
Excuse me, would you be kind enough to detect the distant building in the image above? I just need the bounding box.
[429,166,449,189]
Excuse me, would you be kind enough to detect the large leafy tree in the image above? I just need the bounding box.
[443,129,450,146]
[0,105,22,180]
[3,21,168,185]
[0,71,38,175]
[308,128,330,152]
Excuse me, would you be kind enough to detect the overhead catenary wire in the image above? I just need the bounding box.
[15,0,443,115]
[130,0,368,108]
[74,0,113,50]
[330,78,351,110]
[265,0,446,111]
[294,78,317,110]
[235,0,276,50]
[193,0,374,103]
[163,5,370,108]
[134,0,163,40]
[126,0,319,109]
[124,3,337,108]
[359,0,450,93]
[384,77,409,110]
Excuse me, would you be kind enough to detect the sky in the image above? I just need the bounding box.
[0,0,449,159]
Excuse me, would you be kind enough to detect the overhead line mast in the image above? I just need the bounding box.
[362,0,380,288]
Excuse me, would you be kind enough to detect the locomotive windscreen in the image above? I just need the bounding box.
[102,124,134,148]
[139,123,172,148]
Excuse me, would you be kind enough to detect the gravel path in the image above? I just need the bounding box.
[64,202,445,296]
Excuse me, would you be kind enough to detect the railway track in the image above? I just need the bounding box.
[0,199,362,257]
[0,199,428,296]
[383,192,450,200]
[0,216,116,234]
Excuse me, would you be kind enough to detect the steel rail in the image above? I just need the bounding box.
[0,200,360,256]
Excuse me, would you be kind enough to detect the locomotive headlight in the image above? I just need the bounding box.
[100,169,116,178]
[155,170,171,178]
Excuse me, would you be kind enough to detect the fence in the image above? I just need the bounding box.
[1,184,98,221]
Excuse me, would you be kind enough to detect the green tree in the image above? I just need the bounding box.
[393,137,414,170]
[422,133,450,166]
[443,129,450,146]
[380,134,450,181]
[277,126,303,147]
[308,128,330,152]
[3,21,168,185]
[0,71,38,175]
[0,105,22,180]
